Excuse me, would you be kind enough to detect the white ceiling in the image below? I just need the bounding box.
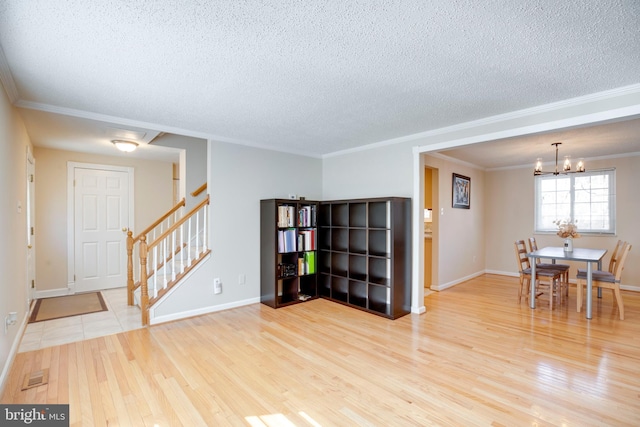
[1,1,639,164]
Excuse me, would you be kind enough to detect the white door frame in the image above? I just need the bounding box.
[67,162,134,293]
[26,146,36,307]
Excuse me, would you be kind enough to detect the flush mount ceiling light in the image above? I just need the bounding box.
[112,139,138,152]
[534,142,585,176]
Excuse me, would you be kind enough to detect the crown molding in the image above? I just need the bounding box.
[0,44,19,104]
[326,83,640,158]
[9,80,640,161]
[15,100,324,159]
[425,152,485,171]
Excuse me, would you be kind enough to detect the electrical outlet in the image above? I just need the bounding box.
[214,278,222,294]
[238,274,246,285]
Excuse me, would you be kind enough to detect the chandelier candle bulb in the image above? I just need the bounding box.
[535,158,543,174]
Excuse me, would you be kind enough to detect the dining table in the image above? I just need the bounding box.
[527,246,607,319]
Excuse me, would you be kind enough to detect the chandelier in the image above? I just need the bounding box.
[534,142,585,176]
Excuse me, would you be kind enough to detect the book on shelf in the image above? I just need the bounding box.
[298,229,316,251]
[297,251,316,275]
[277,229,297,253]
[277,263,297,278]
[297,205,317,227]
[305,251,316,274]
[277,205,295,228]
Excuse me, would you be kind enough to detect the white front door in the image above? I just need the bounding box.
[74,166,132,292]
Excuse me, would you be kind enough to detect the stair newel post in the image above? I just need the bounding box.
[126,230,135,306]
[140,235,150,326]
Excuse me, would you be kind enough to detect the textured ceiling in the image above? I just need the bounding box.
[1,1,639,157]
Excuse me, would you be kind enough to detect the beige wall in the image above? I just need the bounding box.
[33,147,174,293]
[0,91,32,390]
[485,155,640,287]
[423,155,486,289]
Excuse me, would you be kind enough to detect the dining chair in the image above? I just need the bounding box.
[514,240,566,308]
[527,237,570,295]
[576,242,632,320]
[576,239,624,299]
[605,239,624,274]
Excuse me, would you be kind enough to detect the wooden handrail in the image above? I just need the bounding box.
[138,194,210,325]
[127,197,186,306]
[191,182,207,197]
[147,195,210,251]
[134,198,186,243]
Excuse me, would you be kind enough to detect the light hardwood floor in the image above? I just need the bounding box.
[2,274,640,426]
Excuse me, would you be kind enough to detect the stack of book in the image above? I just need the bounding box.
[277,229,297,253]
[297,229,316,251]
[298,205,317,227]
[277,205,296,227]
[298,251,316,275]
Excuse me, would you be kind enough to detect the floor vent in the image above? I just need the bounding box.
[21,368,49,390]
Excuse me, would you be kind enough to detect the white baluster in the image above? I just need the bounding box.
[187,217,193,266]
[171,230,176,282]
[196,210,200,257]
[180,222,185,275]
[203,203,208,252]
[153,245,158,298]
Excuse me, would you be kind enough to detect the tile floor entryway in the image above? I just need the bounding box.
[19,288,143,352]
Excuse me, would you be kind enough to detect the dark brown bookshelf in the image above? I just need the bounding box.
[317,197,411,319]
[260,197,411,319]
[260,199,319,308]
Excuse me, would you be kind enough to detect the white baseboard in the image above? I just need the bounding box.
[485,269,516,277]
[149,297,260,325]
[411,305,426,314]
[430,270,486,291]
[0,311,29,397]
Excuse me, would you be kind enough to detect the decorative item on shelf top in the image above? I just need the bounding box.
[554,218,580,252]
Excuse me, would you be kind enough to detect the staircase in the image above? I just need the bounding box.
[126,195,210,325]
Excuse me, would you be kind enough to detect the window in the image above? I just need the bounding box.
[534,169,616,235]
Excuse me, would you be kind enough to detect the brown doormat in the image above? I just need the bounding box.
[29,292,108,323]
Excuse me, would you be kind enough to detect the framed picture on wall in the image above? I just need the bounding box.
[452,173,470,209]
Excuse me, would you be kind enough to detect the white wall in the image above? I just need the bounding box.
[151,140,322,321]
[33,147,174,293]
[323,142,412,200]
[0,88,31,393]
